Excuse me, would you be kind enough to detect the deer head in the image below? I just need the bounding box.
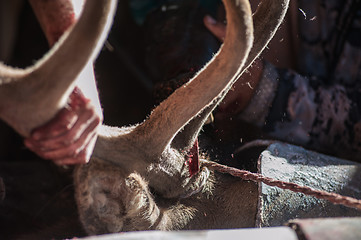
[74,0,289,234]
[0,0,117,137]
[90,0,289,197]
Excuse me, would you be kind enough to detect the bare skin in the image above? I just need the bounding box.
[0,0,116,166]
[24,87,101,165]
[23,0,103,165]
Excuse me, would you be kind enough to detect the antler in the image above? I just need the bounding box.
[172,0,290,152]
[134,0,254,156]
[137,0,290,156]
[0,0,117,136]
[92,0,253,166]
[75,1,291,233]
[92,0,290,173]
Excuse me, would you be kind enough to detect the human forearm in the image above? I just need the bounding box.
[25,0,102,165]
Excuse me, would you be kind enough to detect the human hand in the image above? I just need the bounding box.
[24,87,102,165]
[24,0,102,165]
[203,15,226,42]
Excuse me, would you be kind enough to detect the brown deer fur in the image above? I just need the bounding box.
[74,0,290,235]
[0,0,289,235]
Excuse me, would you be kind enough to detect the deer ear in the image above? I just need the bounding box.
[0,0,117,136]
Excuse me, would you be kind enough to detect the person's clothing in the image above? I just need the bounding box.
[240,0,361,161]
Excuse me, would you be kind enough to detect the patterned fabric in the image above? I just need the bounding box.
[240,0,361,161]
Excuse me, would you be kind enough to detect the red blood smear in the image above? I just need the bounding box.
[187,139,200,176]
[43,1,77,46]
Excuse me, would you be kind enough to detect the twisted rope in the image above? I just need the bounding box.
[201,160,361,211]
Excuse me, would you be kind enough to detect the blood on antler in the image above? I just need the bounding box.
[75,0,290,235]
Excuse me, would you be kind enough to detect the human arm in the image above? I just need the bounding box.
[24,0,103,165]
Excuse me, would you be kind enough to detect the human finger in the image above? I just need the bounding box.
[203,15,226,42]
[27,116,99,161]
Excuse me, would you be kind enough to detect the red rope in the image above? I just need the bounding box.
[201,160,361,211]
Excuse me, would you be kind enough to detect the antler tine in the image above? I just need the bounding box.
[0,0,117,136]
[242,0,290,71]
[132,0,254,157]
[171,0,290,152]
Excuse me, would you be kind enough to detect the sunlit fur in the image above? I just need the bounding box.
[74,0,289,235]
